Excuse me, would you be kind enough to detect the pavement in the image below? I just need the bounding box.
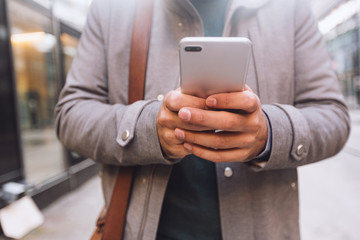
[299,109,360,240]
[18,176,103,240]
[3,110,359,240]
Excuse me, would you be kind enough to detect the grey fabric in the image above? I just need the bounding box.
[55,0,351,239]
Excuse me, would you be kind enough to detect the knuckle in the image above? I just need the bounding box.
[157,114,166,127]
[247,94,259,111]
[224,118,238,130]
[165,91,181,110]
[164,130,174,141]
[195,112,206,124]
[213,135,227,149]
[165,90,175,101]
[157,110,169,127]
[247,135,256,145]
[224,95,231,107]
[186,132,195,143]
[241,131,255,144]
[252,117,261,131]
[247,116,261,133]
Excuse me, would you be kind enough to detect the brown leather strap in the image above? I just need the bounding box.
[129,0,154,103]
[102,167,134,240]
[102,0,154,239]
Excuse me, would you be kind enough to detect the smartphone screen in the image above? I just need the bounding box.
[179,37,252,98]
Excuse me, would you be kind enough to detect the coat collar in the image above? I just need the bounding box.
[164,0,270,12]
[163,0,270,21]
[230,0,270,10]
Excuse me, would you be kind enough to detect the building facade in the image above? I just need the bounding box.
[0,0,98,211]
[320,0,360,109]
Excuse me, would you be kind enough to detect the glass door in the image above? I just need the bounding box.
[8,0,66,184]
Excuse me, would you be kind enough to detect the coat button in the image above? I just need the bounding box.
[157,94,164,101]
[296,144,305,156]
[122,130,130,141]
[224,167,233,178]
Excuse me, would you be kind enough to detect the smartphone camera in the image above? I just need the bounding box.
[184,46,202,52]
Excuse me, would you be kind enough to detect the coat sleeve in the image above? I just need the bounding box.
[55,0,175,166]
[255,0,351,170]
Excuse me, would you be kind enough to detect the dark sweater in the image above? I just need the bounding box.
[157,0,229,239]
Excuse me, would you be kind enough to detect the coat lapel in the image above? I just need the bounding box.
[224,1,269,103]
[248,20,269,103]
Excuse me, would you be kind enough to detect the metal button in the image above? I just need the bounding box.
[291,182,297,190]
[224,167,233,178]
[157,94,164,101]
[122,130,130,141]
[296,144,305,156]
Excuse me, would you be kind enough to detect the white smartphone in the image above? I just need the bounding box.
[179,37,252,98]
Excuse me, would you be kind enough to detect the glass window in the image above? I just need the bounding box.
[8,0,65,184]
[327,26,360,109]
[61,32,78,76]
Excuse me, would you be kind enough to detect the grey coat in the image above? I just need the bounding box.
[55,0,351,239]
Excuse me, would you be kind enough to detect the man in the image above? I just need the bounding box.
[55,0,350,239]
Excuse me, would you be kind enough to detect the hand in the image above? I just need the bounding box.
[174,85,268,163]
[156,89,207,159]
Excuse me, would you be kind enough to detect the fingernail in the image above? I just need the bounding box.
[179,108,191,121]
[184,143,192,152]
[207,97,217,107]
[174,129,185,140]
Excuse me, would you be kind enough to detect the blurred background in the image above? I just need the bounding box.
[0,0,359,239]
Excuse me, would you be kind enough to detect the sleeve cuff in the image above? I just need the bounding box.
[118,99,181,165]
[250,104,310,171]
